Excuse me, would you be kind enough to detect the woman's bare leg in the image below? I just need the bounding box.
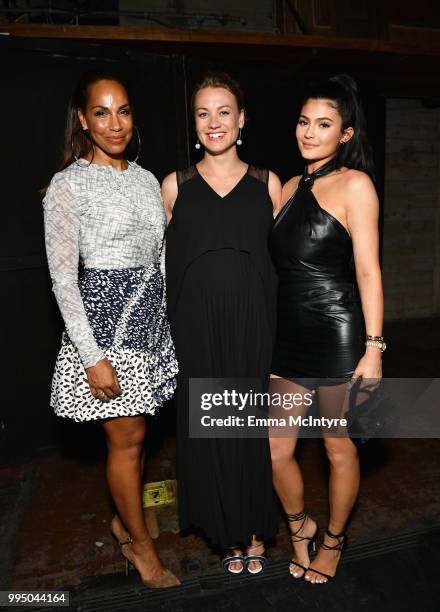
[111,446,145,533]
[269,377,317,577]
[305,384,359,583]
[103,416,165,580]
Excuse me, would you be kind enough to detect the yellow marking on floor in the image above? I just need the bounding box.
[143,479,176,507]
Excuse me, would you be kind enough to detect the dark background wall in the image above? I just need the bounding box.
[1,38,189,457]
[0,32,417,458]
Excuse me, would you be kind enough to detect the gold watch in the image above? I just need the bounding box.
[365,335,387,352]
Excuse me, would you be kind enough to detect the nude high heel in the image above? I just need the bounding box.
[111,519,180,588]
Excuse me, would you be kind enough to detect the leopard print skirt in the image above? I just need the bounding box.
[50,263,178,422]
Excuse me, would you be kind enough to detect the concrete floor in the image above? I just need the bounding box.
[1,317,440,593]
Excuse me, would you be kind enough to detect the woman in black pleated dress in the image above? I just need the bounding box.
[162,73,282,573]
[269,75,385,583]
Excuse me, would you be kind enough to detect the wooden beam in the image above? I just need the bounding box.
[1,23,440,56]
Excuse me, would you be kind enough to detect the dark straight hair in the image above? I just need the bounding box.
[60,70,133,171]
[300,74,375,179]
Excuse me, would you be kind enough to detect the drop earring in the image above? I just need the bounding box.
[127,125,142,163]
[195,140,201,150]
[236,127,243,146]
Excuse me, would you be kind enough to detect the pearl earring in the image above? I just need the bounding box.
[195,140,201,150]
[236,127,243,146]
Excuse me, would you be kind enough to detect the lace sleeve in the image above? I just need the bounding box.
[43,174,105,369]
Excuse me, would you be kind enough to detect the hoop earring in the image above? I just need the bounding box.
[71,128,94,168]
[236,127,243,146]
[128,125,141,163]
[195,140,201,150]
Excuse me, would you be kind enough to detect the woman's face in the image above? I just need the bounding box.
[295,98,353,162]
[194,86,244,154]
[78,79,133,162]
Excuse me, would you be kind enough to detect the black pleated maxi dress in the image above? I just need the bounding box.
[166,165,277,550]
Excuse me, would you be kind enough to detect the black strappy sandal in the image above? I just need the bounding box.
[222,550,245,575]
[305,528,346,583]
[245,542,268,575]
[287,510,318,578]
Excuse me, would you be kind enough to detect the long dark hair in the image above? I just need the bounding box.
[300,74,375,179]
[61,70,132,171]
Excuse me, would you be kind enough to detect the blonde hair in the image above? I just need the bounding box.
[191,71,245,114]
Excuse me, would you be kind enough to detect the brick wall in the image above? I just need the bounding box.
[383,98,440,320]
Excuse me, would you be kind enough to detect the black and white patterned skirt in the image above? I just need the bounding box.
[51,264,178,422]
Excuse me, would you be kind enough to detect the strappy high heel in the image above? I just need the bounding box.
[245,542,268,575]
[286,510,318,578]
[304,528,346,583]
[111,519,180,588]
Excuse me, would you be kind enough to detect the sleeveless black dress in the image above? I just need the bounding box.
[269,165,365,383]
[166,165,277,550]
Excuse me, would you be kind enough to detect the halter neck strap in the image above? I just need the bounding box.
[298,157,338,191]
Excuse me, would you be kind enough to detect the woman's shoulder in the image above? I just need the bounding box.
[46,162,94,196]
[338,168,378,216]
[43,165,78,205]
[162,167,199,192]
[247,165,269,183]
[130,163,161,190]
[338,167,374,190]
[161,170,178,189]
[161,171,178,203]
[49,163,77,184]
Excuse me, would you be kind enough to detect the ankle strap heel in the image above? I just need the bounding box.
[286,511,316,546]
[319,528,346,552]
[286,510,318,578]
[304,528,346,583]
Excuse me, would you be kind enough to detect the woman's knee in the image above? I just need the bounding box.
[324,437,357,467]
[104,416,146,451]
[270,437,296,466]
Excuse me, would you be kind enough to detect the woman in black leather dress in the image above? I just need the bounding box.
[269,75,385,583]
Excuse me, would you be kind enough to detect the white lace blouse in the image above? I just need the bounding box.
[43,161,166,369]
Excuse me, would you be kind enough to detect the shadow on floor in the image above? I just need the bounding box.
[1,317,439,610]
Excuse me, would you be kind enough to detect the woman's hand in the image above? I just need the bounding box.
[351,348,383,390]
[86,358,122,401]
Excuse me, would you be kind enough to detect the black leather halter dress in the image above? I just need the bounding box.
[269,160,365,383]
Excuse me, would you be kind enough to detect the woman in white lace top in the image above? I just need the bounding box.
[43,71,179,588]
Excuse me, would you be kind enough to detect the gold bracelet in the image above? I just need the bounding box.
[365,339,387,352]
